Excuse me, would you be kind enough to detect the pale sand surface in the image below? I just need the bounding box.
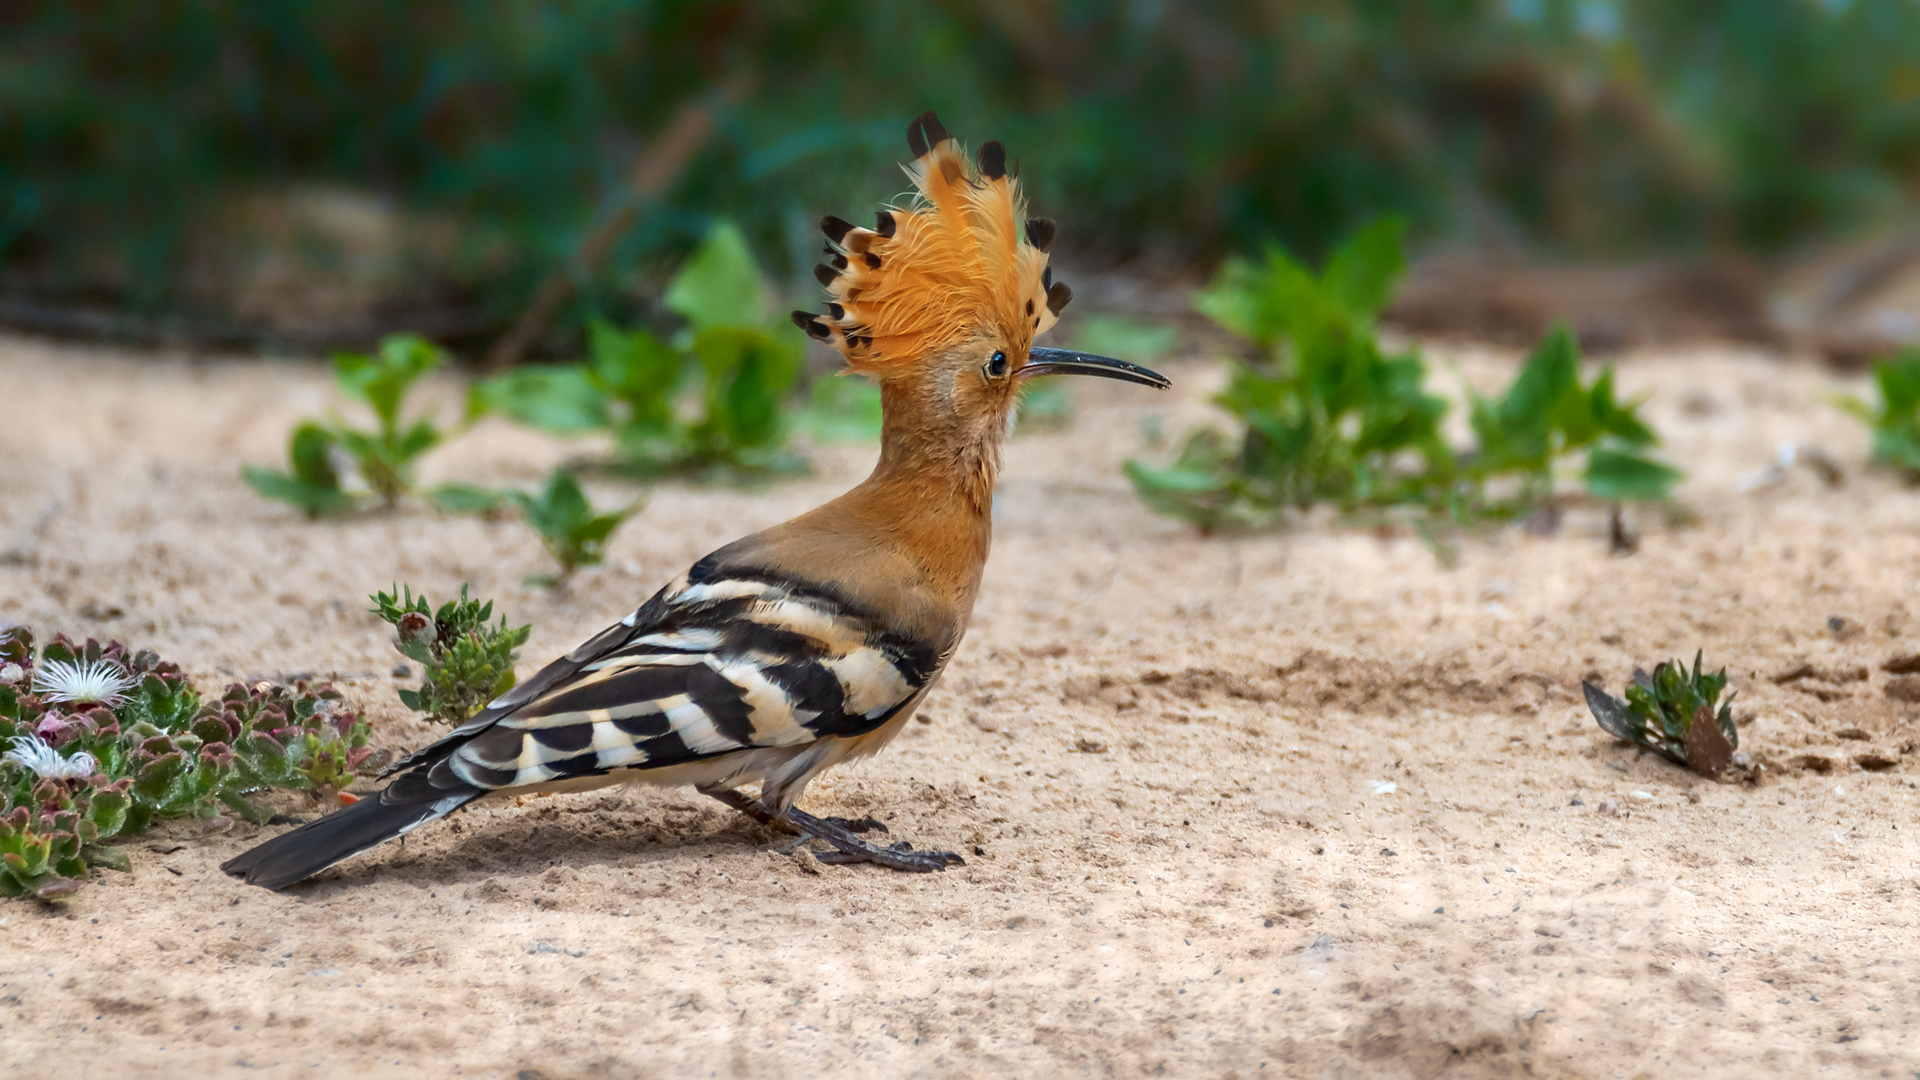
[1,335,1917,1078]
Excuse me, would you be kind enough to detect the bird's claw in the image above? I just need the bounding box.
[784,806,962,873]
[813,840,964,872]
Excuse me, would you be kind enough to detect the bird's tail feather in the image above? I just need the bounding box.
[220,789,477,891]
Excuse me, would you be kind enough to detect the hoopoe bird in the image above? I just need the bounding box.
[222,111,1169,890]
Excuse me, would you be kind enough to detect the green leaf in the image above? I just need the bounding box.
[508,470,641,579]
[688,326,805,454]
[1320,216,1406,322]
[1585,446,1682,502]
[476,365,610,434]
[588,321,684,432]
[664,220,766,332]
[427,483,510,515]
[334,334,443,435]
[288,422,342,489]
[1125,461,1230,495]
[241,464,356,517]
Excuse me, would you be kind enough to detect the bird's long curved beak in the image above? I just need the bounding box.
[1020,347,1170,390]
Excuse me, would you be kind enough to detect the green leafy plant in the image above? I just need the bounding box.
[509,471,640,585]
[477,221,807,479]
[372,586,530,725]
[1126,218,1680,533]
[244,334,473,514]
[1835,347,1920,476]
[1582,652,1739,778]
[1466,326,1680,510]
[1125,219,1454,530]
[0,627,387,899]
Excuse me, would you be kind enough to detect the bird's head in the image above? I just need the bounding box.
[792,112,1168,466]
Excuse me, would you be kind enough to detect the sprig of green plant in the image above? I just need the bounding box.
[371,586,529,725]
[508,471,640,585]
[476,221,807,480]
[244,334,474,515]
[1835,346,1920,477]
[1125,219,1454,530]
[1126,218,1680,533]
[1582,652,1739,777]
[1466,326,1680,511]
[0,627,387,899]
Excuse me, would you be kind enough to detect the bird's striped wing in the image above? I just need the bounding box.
[391,569,943,795]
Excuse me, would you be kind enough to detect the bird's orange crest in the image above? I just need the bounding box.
[792,111,1073,377]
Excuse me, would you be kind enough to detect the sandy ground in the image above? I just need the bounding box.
[2,333,1919,1079]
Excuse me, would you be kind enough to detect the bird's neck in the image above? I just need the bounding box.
[838,380,1004,596]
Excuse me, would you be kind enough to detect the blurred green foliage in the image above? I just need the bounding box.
[1836,347,1920,476]
[508,471,640,585]
[1126,219,1678,531]
[477,221,806,477]
[6,2,1920,334]
[243,334,472,513]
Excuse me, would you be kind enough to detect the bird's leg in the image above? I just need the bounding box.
[697,784,888,836]
[784,806,964,873]
[699,785,797,833]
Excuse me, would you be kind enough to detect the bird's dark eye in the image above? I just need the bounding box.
[984,351,1009,378]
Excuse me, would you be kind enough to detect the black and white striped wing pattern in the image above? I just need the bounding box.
[407,570,942,794]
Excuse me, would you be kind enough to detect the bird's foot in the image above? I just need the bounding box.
[785,806,963,873]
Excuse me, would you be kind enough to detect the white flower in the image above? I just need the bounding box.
[30,658,135,707]
[2,735,98,781]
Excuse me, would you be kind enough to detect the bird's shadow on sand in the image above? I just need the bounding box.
[275,791,799,899]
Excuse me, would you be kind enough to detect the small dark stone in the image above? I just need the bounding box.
[1380,848,1397,857]
[390,663,411,678]
[1884,652,1920,675]
[1888,675,1920,702]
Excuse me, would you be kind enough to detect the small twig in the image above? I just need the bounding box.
[1608,504,1639,556]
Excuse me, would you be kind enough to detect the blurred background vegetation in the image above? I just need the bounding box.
[4,0,1920,355]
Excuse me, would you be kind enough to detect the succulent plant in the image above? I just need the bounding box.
[1582,651,1738,777]
[0,625,389,899]
[372,585,529,725]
